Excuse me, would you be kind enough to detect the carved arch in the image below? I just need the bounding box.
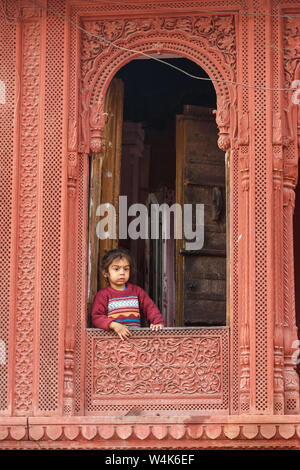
[79,15,237,154]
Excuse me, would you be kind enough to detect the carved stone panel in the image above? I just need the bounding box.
[14,15,42,416]
[86,328,229,416]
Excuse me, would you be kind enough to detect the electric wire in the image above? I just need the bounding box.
[18,0,300,93]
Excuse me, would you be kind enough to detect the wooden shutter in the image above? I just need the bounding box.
[176,105,227,326]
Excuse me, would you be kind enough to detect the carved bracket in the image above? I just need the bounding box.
[212,99,231,151]
[67,153,78,198]
[90,105,109,154]
[67,118,79,198]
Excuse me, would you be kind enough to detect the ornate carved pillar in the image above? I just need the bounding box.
[272,112,285,414]
[283,165,299,414]
[63,117,79,415]
[13,0,45,416]
[282,14,300,415]
[238,113,251,414]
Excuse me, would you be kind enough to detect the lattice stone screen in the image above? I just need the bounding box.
[0,4,15,415]
[38,0,65,414]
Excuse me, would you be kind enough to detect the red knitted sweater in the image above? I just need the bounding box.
[91,283,165,331]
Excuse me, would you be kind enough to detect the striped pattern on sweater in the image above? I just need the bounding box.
[107,295,140,327]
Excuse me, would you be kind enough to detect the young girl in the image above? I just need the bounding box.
[91,248,165,340]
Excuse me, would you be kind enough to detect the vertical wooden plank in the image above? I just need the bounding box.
[175,115,185,327]
[87,78,124,316]
[99,78,124,288]
[87,153,103,315]
[176,106,226,327]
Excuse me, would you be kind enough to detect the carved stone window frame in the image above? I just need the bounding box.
[64,6,239,416]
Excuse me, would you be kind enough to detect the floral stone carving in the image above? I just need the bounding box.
[87,329,229,414]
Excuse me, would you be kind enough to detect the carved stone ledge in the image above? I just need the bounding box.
[1,416,299,449]
[0,418,27,442]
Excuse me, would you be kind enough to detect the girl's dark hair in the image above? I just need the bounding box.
[101,248,135,280]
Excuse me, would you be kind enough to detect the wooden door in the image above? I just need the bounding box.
[87,78,124,316]
[176,105,227,327]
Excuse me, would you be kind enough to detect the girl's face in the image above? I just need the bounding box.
[105,256,130,290]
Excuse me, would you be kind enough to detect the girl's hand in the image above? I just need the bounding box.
[109,322,131,340]
[150,323,164,331]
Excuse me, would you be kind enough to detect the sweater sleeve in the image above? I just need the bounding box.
[91,290,114,331]
[138,287,165,326]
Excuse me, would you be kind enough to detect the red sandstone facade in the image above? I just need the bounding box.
[0,0,300,450]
